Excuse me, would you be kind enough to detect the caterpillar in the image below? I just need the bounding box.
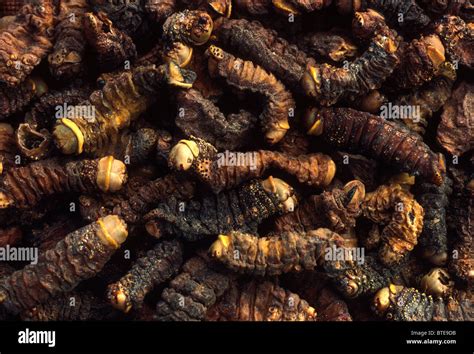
[175,89,258,150]
[209,228,348,276]
[168,137,335,193]
[155,255,232,321]
[20,291,112,321]
[144,0,177,22]
[362,183,424,266]
[373,284,474,321]
[303,107,447,186]
[48,0,88,80]
[419,268,455,299]
[271,180,365,234]
[206,280,317,321]
[162,10,213,48]
[0,215,128,314]
[297,30,358,62]
[107,240,183,313]
[144,177,297,241]
[277,128,310,157]
[0,0,55,87]
[83,11,137,72]
[206,45,294,144]
[0,76,48,120]
[391,62,457,135]
[52,63,196,155]
[417,178,452,266]
[0,123,17,175]
[0,156,127,210]
[15,123,53,161]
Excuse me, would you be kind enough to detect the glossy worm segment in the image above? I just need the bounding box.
[155,256,231,321]
[48,0,88,80]
[272,180,366,234]
[144,177,297,241]
[107,240,183,313]
[0,76,48,120]
[206,280,317,321]
[206,45,294,144]
[373,285,474,321]
[304,107,446,186]
[362,183,424,266]
[53,63,196,155]
[0,156,127,210]
[168,137,335,193]
[0,0,55,87]
[0,215,128,314]
[20,291,109,321]
[209,228,348,276]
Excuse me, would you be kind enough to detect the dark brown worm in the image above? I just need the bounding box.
[373,285,474,321]
[209,228,348,276]
[304,107,446,186]
[144,177,297,241]
[421,0,474,22]
[206,45,294,144]
[272,180,365,234]
[297,31,358,62]
[0,0,55,87]
[144,0,177,22]
[107,240,183,313]
[15,123,53,161]
[0,76,48,120]
[206,280,316,321]
[0,156,127,210]
[168,137,335,193]
[162,10,213,48]
[48,0,89,80]
[0,215,128,314]
[155,256,232,321]
[0,123,17,175]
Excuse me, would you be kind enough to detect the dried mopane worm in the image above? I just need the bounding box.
[144,176,297,240]
[303,107,446,186]
[168,137,335,193]
[175,89,258,150]
[297,31,358,62]
[209,228,348,276]
[417,178,452,266]
[48,0,89,80]
[155,256,231,321]
[0,215,128,314]
[52,63,196,155]
[271,180,365,234]
[83,11,137,72]
[0,123,17,175]
[144,0,177,22]
[0,156,127,210]
[107,240,183,313]
[421,0,474,22]
[206,45,293,144]
[373,284,474,321]
[15,122,53,161]
[436,81,474,157]
[206,280,316,321]
[0,76,48,120]
[362,183,424,266]
[20,291,111,321]
[0,0,55,87]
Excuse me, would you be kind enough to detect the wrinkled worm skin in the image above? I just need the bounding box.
[0,215,128,314]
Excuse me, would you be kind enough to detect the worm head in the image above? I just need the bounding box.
[16,123,52,160]
[108,283,132,313]
[266,121,290,144]
[301,66,322,100]
[96,215,128,249]
[303,107,324,136]
[163,42,193,68]
[168,139,199,171]
[343,180,366,210]
[97,156,127,192]
[423,35,445,69]
[164,61,197,88]
[209,234,231,259]
[208,0,232,18]
[352,9,385,39]
[164,10,213,46]
[28,76,48,97]
[373,284,402,316]
[420,268,454,298]
[261,176,298,213]
[359,90,386,114]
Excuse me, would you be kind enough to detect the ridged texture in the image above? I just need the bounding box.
[365,0,430,30]
[185,138,334,193]
[210,228,347,276]
[0,157,111,209]
[0,0,55,87]
[312,107,446,185]
[362,183,424,266]
[144,179,285,241]
[48,0,88,80]
[175,89,257,151]
[0,77,42,120]
[0,218,124,314]
[206,280,316,321]
[144,0,176,22]
[376,286,474,321]
[0,124,17,174]
[297,31,358,62]
[20,291,109,321]
[107,240,183,311]
[207,46,294,143]
[155,256,231,321]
